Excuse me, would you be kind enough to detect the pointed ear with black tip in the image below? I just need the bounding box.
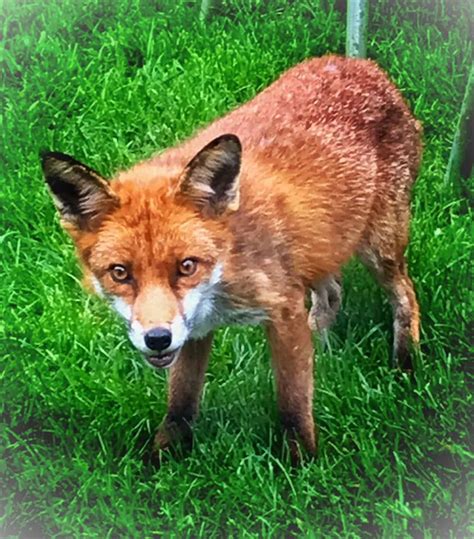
[40,151,119,230]
[179,134,242,216]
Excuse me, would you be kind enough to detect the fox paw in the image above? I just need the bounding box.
[308,276,342,332]
[150,418,194,463]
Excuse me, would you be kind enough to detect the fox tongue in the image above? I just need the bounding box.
[147,354,174,368]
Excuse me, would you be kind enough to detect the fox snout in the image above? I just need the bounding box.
[129,310,187,349]
[128,319,187,369]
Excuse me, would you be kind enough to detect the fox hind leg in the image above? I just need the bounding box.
[308,275,342,333]
[357,196,420,370]
[360,250,419,370]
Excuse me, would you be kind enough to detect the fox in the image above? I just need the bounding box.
[41,55,422,464]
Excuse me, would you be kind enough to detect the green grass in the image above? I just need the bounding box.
[1,0,473,537]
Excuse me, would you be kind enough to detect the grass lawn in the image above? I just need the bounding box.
[1,0,473,537]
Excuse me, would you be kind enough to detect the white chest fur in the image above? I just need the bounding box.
[189,299,268,339]
[182,264,268,338]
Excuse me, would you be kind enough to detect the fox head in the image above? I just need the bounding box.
[41,134,241,368]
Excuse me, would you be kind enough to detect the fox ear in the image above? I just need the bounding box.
[40,151,119,230]
[179,134,241,215]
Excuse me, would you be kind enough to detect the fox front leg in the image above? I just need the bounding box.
[153,334,213,457]
[267,293,317,464]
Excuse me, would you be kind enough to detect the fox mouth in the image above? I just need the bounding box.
[145,350,179,369]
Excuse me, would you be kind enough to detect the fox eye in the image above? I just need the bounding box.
[178,258,197,277]
[110,264,131,283]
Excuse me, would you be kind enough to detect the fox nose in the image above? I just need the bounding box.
[144,327,172,352]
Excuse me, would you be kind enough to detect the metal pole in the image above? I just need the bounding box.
[444,63,474,185]
[200,0,212,21]
[346,0,369,58]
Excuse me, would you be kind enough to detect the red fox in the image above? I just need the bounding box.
[41,55,422,463]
